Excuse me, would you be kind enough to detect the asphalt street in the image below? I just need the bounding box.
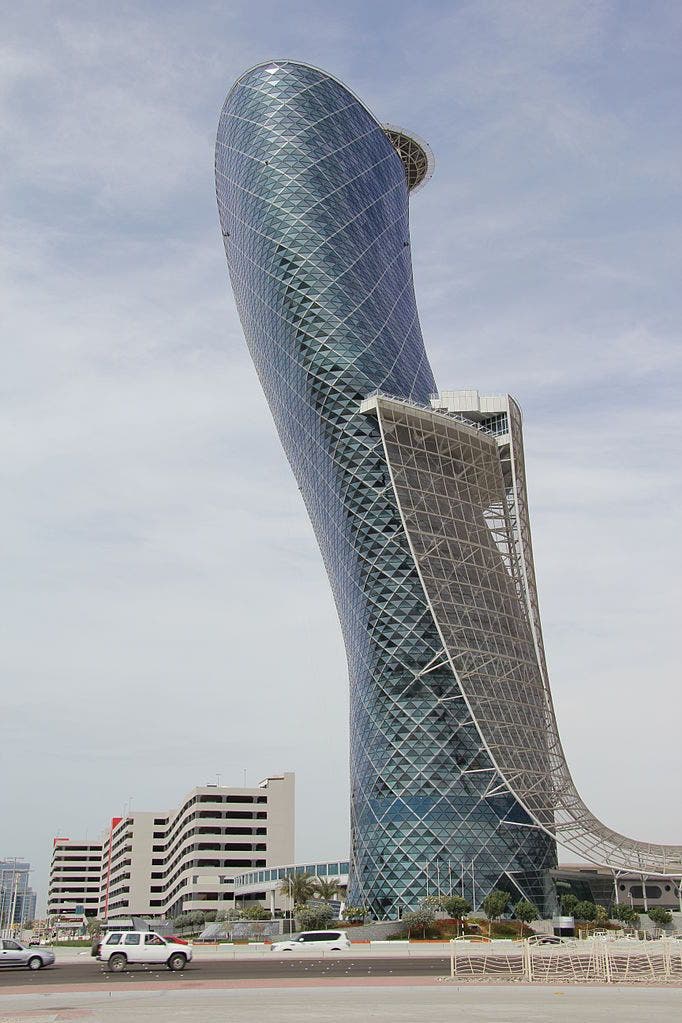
[0,955,450,988]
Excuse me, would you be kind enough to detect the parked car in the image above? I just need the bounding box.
[271,930,351,952]
[96,931,192,972]
[0,938,55,970]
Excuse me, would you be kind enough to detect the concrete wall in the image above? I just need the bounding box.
[262,774,295,867]
[126,813,156,917]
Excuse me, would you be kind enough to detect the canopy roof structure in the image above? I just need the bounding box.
[362,391,682,878]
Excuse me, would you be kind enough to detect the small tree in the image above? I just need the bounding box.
[422,895,444,911]
[314,877,342,901]
[648,907,672,929]
[203,910,217,923]
[612,904,639,927]
[241,904,270,921]
[594,905,609,927]
[560,893,579,916]
[440,895,472,919]
[401,905,435,939]
[86,918,103,937]
[298,903,335,930]
[279,872,318,909]
[482,890,511,926]
[171,912,194,931]
[514,899,538,936]
[216,908,240,923]
[573,900,597,924]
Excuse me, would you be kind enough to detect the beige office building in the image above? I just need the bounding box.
[48,773,294,922]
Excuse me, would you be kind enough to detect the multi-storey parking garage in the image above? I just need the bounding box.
[48,774,294,922]
[48,842,102,920]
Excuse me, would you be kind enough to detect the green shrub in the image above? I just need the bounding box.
[594,905,609,926]
[560,894,579,915]
[297,903,335,930]
[612,904,639,926]
[343,907,366,924]
[648,907,672,927]
[573,901,597,922]
[240,904,270,921]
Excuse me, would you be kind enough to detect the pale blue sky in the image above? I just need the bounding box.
[2,1,681,910]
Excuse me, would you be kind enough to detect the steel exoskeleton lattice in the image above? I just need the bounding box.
[215,60,682,918]
[367,391,682,877]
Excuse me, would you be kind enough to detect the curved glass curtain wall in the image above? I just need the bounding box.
[215,60,556,918]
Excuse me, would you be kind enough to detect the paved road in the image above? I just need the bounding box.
[0,955,450,988]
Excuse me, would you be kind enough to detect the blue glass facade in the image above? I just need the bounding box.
[216,61,556,918]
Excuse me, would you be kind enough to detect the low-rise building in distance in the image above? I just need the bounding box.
[553,864,682,912]
[234,858,350,916]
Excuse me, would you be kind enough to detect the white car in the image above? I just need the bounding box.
[96,931,192,972]
[271,930,351,952]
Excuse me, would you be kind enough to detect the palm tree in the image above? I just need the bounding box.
[314,877,342,901]
[278,872,318,908]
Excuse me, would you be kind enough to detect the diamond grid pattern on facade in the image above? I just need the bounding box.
[216,60,555,918]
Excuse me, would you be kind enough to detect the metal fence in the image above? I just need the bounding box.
[448,937,682,984]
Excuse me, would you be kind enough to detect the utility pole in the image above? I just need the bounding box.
[471,859,476,913]
[0,871,6,936]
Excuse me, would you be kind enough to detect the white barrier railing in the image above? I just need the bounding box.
[448,937,682,984]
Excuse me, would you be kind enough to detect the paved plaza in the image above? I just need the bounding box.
[2,984,682,1022]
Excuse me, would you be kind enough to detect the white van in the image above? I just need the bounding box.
[271,930,351,952]
[97,931,192,971]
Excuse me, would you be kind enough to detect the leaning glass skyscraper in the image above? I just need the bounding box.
[215,61,682,919]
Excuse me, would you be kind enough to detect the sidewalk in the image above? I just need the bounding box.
[2,983,681,1022]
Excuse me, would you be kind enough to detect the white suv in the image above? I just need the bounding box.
[271,930,351,952]
[97,931,192,972]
